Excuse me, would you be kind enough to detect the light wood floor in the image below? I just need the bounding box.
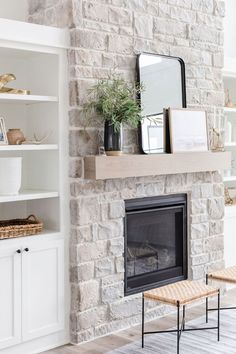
[44,288,236,354]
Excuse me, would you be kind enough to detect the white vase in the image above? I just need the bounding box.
[0,157,22,195]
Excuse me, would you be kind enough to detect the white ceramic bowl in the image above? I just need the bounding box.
[0,157,22,195]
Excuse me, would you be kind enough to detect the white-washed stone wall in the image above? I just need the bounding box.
[28,0,225,344]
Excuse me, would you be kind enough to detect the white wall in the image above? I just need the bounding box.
[224,0,236,58]
[0,0,28,22]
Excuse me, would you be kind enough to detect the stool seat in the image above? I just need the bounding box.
[144,280,218,306]
[208,265,236,284]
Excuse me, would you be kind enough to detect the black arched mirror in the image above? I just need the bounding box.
[137,53,187,154]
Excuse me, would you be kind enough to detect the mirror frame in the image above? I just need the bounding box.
[137,52,187,154]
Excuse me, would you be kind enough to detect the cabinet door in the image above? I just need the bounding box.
[22,238,64,341]
[0,245,21,349]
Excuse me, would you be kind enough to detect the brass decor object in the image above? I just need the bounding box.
[0,73,30,95]
[0,214,43,239]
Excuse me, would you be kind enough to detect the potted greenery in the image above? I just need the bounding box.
[84,76,142,156]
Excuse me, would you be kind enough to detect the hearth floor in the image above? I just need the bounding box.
[43,288,236,354]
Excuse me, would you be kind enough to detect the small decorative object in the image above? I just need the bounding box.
[0,215,43,239]
[98,146,106,155]
[0,157,22,195]
[0,117,8,144]
[210,110,225,152]
[225,89,234,108]
[7,128,25,145]
[0,73,30,95]
[225,187,235,205]
[83,75,142,156]
[167,108,208,152]
[210,128,225,152]
[23,131,52,145]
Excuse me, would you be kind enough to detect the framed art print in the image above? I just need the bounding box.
[168,108,208,153]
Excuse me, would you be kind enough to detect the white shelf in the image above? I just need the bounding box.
[0,144,58,151]
[224,176,236,182]
[225,142,236,147]
[223,72,236,79]
[0,190,59,203]
[224,107,236,113]
[0,94,58,104]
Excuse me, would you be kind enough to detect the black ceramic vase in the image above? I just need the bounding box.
[104,121,123,156]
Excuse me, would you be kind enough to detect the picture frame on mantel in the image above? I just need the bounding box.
[168,108,209,153]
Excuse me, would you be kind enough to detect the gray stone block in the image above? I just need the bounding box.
[95,257,115,277]
[70,196,100,225]
[79,280,100,311]
[77,240,108,263]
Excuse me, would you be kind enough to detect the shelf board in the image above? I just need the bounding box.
[225,142,236,147]
[0,190,59,203]
[84,152,231,180]
[0,94,58,104]
[224,107,236,113]
[0,144,58,151]
[224,176,236,182]
[0,230,61,243]
[223,72,236,79]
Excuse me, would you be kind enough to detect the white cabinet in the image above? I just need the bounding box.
[0,245,21,350]
[22,238,64,341]
[0,237,64,351]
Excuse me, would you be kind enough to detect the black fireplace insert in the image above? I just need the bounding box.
[124,194,187,296]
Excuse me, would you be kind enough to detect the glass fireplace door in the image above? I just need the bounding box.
[125,195,187,295]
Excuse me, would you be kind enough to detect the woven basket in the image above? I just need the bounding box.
[0,215,43,239]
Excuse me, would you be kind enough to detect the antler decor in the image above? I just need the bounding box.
[0,73,30,95]
[23,131,52,145]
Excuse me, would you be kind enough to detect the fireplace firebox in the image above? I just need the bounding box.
[124,194,187,295]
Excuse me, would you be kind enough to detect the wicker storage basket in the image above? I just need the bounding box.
[0,215,43,239]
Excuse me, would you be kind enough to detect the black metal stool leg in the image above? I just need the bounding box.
[183,305,186,331]
[142,293,144,348]
[217,290,220,342]
[206,274,209,323]
[177,301,180,354]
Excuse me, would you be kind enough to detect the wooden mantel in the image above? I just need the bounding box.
[84,151,231,180]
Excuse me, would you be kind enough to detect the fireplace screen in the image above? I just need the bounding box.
[125,194,187,295]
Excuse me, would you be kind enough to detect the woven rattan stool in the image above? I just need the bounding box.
[142,280,220,354]
[206,266,236,321]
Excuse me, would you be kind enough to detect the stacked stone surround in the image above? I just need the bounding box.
[28,0,226,344]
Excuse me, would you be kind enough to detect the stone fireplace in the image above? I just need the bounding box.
[28,0,226,345]
[124,194,187,295]
[69,172,224,343]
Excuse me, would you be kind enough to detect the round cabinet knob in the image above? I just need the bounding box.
[24,248,29,252]
[16,249,21,254]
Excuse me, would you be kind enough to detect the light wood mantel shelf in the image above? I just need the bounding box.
[84,151,231,180]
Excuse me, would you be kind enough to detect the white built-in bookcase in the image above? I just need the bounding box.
[0,19,70,353]
[0,23,69,237]
[223,57,236,185]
